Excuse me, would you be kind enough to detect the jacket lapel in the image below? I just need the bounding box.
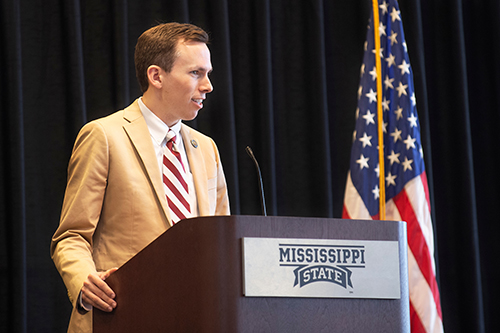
[181,125,209,215]
[122,101,172,226]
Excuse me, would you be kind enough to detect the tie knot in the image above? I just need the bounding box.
[166,130,176,144]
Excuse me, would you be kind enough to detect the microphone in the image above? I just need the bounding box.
[245,146,267,216]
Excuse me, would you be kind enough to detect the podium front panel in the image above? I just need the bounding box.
[94,215,410,333]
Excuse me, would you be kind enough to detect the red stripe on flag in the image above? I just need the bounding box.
[410,301,427,333]
[420,171,431,212]
[393,189,443,319]
[342,205,351,219]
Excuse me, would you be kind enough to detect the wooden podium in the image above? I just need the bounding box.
[94,215,410,332]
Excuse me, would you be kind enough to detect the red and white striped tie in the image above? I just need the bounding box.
[163,130,191,223]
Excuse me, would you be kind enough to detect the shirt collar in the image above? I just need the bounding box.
[138,97,182,145]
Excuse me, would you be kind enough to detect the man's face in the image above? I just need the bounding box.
[160,40,213,126]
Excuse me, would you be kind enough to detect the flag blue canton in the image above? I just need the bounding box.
[350,0,425,216]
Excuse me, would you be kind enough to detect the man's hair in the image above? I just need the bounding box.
[134,22,209,93]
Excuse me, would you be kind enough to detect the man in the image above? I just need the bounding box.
[51,22,230,332]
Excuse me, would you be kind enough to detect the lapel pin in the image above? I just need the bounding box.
[191,139,198,148]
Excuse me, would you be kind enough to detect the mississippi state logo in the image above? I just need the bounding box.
[278,244,366,290]
[242,237,400,299]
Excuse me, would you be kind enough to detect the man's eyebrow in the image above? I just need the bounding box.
[193,66,213,74]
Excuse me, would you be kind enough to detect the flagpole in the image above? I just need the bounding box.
[371,0,386,220]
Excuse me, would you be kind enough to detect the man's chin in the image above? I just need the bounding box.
[182,111,200,122]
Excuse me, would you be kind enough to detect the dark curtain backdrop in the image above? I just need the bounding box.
[1,0,498,332]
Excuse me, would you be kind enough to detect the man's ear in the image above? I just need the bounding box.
[146,65,162,89]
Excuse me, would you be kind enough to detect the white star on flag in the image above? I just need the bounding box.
[398,59,411,75]
[363,110,376,125]
[359,132,373,147]
[366,89,377,103]
[356,154,370,169]
[396,81,408,97]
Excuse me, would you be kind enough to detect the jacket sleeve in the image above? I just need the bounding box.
[50,121,109,307]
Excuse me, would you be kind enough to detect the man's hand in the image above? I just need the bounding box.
[81,267,118,312]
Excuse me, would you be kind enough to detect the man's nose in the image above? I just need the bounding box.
[200,75,213,93]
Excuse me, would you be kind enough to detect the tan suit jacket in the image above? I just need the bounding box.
[51,99,230,332]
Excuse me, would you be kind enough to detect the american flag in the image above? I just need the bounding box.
[342,1,444,332]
